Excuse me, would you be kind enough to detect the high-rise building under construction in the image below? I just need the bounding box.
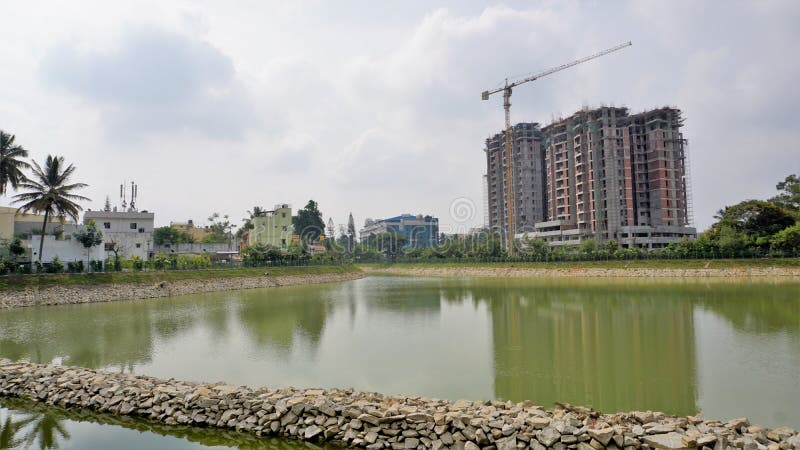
[484,106,696,248]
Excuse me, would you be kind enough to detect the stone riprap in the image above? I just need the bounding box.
[0,271,364,309]
[363,266,800,279]
[2,361,799,450]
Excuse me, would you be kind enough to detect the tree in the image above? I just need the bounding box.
[327,217,335,240]
[770,174,800,212]
[711,199,795,244]
[347,212,356,250]
[364,232,408,259]
[74,220,103,271]
[293,200,325,242]
[770,224,800,256]
[0,130,30,195]
[13,155,90,263]
[154,226,194,245]
[8,237,26,260]
[237,206,266,240]
[202,212,233,244]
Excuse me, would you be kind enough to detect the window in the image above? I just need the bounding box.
[282,226,288,232]
[104,243,115,251]
[135,243,141,248]
[281,213,286,218]
[103,222,111,229]
[129,222,137,230]
[139,228,145,233]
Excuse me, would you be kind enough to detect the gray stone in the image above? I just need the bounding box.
[304,425,322,439]
[589,428,615,446]
[405,438,420,449]
[643,432,693,450]
[465,441,480,450]
[538,427,562,447]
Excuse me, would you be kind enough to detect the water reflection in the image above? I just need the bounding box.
[0,398,337,449]
[462,280,698,415]
[0,277,798,429]
[237,286,330,353]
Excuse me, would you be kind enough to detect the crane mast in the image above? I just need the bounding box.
[482,41,631,256]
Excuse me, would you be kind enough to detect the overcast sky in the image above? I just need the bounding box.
[1,0,798,233]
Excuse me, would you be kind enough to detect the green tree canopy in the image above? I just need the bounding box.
[712,199,795,238]
[74,220,103,271]
[769,174,800,212]
[154,226,195,245]
[293,200,325,242]
[0,130,30,195]
[202,213,233,244]
[13,155,90,262]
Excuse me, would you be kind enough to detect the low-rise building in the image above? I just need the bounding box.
[170,219,209,242]
[84,210,155,260]
[360,214,439,248]
[0,206,79,240]
[248,204,293,249]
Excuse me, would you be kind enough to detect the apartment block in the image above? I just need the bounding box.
[486,106,696,249]
[484,123,547,238]
[248,204,293,249]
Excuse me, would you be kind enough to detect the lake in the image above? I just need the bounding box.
[1,275,799,449]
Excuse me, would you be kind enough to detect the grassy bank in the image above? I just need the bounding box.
[360,258,800,270]
[0,265,360,291]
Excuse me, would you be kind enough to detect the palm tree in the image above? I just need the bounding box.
[0,130,31,195]
[20,412,70,449]
[13,155,90,263]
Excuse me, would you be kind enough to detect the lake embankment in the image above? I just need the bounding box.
[0,265,364,309]
[362,262,800,278]
[2,361,799,450]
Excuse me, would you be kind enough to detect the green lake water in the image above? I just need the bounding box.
[1,275,799,449]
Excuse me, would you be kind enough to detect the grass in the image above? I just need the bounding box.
[0,264,360,291]
[360,258,800,270]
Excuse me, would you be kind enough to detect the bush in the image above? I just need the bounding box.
[131,256,144,271]
[49,257,65,273]
[90,260,103,272]
[67,261,84,273]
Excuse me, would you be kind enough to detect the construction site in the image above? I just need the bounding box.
[484,106,696,249]
[481,42,696,250]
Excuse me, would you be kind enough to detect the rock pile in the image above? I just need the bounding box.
[2,361,799,450]
[0,272,364,309]
[363,266,800,279]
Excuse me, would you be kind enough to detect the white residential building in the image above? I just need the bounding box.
[84,210,155,261]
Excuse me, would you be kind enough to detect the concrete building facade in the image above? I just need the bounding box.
[360,214,439,248]
[248,204,293,249]
[84,210,155,260]
[484,123,547,240]
[486,106,696,249]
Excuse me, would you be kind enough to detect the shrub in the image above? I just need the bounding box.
[49,256,65,273]
[90,260,103,272]
[67,261,84,273]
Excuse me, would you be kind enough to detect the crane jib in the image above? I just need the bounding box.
[480,41,632,255]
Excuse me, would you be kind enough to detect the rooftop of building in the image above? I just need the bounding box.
[541,105,682,132]
[84,210,155,219]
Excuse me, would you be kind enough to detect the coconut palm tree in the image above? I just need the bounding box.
[13,155,90,263]
[20,412,70,450]
[0,130,31,195]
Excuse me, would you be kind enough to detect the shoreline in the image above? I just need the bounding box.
[0,271,365,309]
[362,265,800,279]
[2,361,798,450]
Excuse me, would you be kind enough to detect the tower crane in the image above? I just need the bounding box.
[482,41,632,255]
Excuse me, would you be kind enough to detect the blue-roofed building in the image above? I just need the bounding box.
[360,214,439,248]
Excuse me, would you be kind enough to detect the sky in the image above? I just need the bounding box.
[1,0,798,234]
